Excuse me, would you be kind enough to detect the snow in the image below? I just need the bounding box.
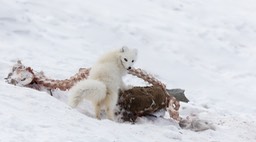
[0,0,256,141]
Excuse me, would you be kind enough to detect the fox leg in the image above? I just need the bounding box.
[94,102,102,120]
[105,90,118,120]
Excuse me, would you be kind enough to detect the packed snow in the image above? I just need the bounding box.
[0,0,256,141]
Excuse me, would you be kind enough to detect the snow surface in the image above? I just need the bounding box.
[1,0,256,141]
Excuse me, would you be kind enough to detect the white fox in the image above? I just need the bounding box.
[68,46,138,120]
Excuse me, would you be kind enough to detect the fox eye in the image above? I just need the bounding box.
[132,60,134,63]
[124,58,128,62]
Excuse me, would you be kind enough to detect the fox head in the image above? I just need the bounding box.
[119,46,138,70]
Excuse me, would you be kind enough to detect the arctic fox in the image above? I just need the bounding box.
[68,46,138,120]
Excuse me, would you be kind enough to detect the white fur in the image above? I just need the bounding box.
[68,46,137,120]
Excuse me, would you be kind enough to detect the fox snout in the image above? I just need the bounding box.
[128,67,131,70]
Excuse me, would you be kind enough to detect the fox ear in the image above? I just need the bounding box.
[120,46,129,53]
[133,48,138,56]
